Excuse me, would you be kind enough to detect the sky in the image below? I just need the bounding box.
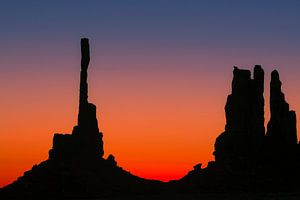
[1,0,300,187]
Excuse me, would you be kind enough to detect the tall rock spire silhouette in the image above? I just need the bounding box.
[79,38,90,117]
[265,70,297,163]
[49,38,104,160]
[1,51,300,197]
[214,66,265,168]
[0,38,162,198]
[180,66,300,192]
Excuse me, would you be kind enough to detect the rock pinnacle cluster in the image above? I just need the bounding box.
[214,66,298,170]
[180,66,300,191]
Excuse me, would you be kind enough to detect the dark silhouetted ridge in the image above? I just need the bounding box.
[1,40,300,199]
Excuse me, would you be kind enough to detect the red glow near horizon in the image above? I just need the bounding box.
[1,51,300,188]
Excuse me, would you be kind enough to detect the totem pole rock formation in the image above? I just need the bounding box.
[0,38,163,198]
[175,66,300,192]
[214,65,265,168]
[49,38,104,161]
[2,39,300,197]
[214,66,298,170]
[265,70,298,164]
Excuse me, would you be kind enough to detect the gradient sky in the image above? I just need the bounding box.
[1,0,300,187]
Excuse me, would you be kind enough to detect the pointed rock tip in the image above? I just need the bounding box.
[233,66,239,74]
[81,37,89,42]
[254,65,264,80]
[271,70,280,81]
[81,38,89,46]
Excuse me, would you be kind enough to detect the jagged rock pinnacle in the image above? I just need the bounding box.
[79,38,90,107]
[265,69,297,164]
[214,65,265,168]
[49,38,104,160]
[214,66,298,170]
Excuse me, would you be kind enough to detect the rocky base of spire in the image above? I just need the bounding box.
[49,103,104,162]
[0,156,163,199]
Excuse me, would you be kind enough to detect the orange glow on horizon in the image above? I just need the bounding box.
[1,54,300,188]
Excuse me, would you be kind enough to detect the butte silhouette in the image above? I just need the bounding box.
[1,39,300,199]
